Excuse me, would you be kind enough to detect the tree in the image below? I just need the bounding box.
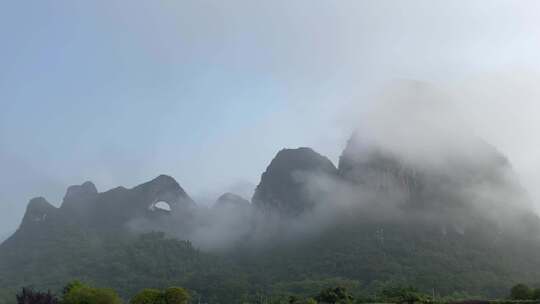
[284,296,317,304]
[532,288,540,300]
[62,282,122,304]
[62,281,83,297]
[510,284,532,300]
[379,286,431,304]
[16,288,58,304]
[163,288,190,304]
[288,295,300,304]
[131,288,190,304]
[0,289,15,304]
[130,289,163,304]
[315,287,353,304]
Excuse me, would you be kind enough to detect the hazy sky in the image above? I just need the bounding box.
[1,0,540,237]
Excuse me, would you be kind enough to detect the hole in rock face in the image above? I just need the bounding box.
[151,201,172,212]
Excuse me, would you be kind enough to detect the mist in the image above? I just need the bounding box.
[118,80,539,252]
[4,4,540,302]
[2,0,540,244]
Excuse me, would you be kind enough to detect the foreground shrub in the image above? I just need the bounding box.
[315,286,354,304]
[130,289,162,304]
[379,285,431,304]
[510,284,533,300]
[62,282,122,304]
[163,288,190,304]
[130,287,190,304]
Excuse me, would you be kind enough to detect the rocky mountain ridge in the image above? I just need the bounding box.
[2,133,540,301]
[3,132,538,246]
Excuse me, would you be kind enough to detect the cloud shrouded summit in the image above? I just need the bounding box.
[5,81,539,251]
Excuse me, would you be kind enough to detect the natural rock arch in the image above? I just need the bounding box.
[148,200,172,212]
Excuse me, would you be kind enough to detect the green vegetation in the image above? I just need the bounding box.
[9,283,540,304]
[4,146,540,304]
[130,289,163,304]
[509,284,540,301]
[62,281,122,304]
[1,289,16,304]
[3,223,540,304]
[131,288,190,304]
[377,286,431,304]
[314,287,354,304]
[1,227,540,304]
[510,284,532,300]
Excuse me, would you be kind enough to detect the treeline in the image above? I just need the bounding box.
[3,231,540,304]
[509,284,540,301]
[3,282,429,304]
[8,282,540,304]
[3,228,540,302]
[12,282,189,304]
[7,281,524,304]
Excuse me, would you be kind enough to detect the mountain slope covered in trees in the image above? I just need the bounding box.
[2,133,540,304]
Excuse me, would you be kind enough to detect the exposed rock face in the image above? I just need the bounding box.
[214,193,250,209]
[336,132,538,237]
[21,197,57,227]
[64,181,98,201]
[132,175,194,210]
[130,175,196,222]
[5,175,195,242]
[341,132,507,193]
[60,181,99,217]
[252,147,338,216]
[339,135,422,196]
[0,197,61,247]
[3,135,540,299]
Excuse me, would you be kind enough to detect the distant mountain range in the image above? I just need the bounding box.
[1,131,540,303]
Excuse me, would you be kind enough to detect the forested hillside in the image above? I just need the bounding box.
[2,133,540,303]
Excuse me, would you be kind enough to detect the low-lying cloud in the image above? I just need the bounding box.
[127,80,540,251]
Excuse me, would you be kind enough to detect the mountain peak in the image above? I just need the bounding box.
[64,181,98,200]
[27,196,53,208]
[252,147,337,216]
[21,197,57,227]
[214,193,250,209]
[133,175,195,212]
[137,175,183,193]
[267,147,336,173]
[151,174,179,186]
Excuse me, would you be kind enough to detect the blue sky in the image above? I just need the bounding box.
[2,0,540,237]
